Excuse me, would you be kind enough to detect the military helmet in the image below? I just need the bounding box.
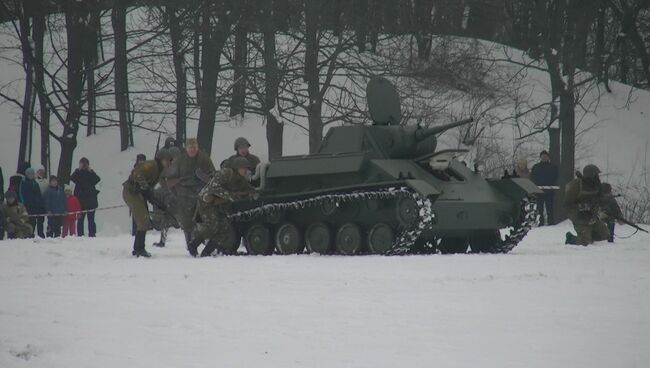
[582,164,601,179]
[231,157,251,170]
[234,137,251,150]
[155,148,173,161]
[168,146,182,159]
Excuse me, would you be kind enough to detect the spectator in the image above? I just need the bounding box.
[514,159,530,179]
[131,154,147,236]
[35,165,49,195]
[8,161,30,194]
[19,168,45,238]
[2,191,32,239]
[45,176,66,237]
[70,157,101,237]
[531,150,559,225]
[63,186,81,237]
[0,165,4,202]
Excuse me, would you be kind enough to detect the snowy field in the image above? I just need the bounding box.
[1,222,649,368]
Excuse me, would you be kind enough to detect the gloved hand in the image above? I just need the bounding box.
[577,203,592,212]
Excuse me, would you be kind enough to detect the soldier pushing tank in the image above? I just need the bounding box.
[187,157,256,257]
[123,149,173,257]
[222,137,261,176]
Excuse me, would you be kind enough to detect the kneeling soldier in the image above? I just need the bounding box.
[189,157,255,257]
[564,165,610,246]
[3,191,33,239]
[123,149,173,257]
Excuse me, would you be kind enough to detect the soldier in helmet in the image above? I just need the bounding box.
[222,137,261,175]
[564,164,610,246]
[123,149,173,257]
[188,157,255,257]
[164,138,217,248]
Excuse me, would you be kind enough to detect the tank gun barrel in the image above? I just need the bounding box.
[414,118,474,142]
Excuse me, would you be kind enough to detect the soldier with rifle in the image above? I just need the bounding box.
[565,165,648,246]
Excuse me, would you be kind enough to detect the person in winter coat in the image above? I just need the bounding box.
[35,165,49,195]
[70,157,101,237]
[3,191,33,239]
[599,183,623,243]
[0,166,4,202]
[531,150,559,225]
[8,161,30,195]
[222,137,261,175]
[19,168,45,238]
[63,186,81,237]
[44,176,66,237]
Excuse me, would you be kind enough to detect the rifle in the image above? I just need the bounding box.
[611,214,649,233]
[155,132,161,156]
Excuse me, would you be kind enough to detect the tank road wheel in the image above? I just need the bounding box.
[336,223,362,255]
[306,222,332,254]
[275,222,304,255]
[216,222,241,255]
[367,223,395,254]
[469,230,501,253]
[438,237,469,254]
[245,224,273,255]
[396,198,419,227]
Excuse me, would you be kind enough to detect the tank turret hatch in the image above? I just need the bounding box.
[366,77,402,126]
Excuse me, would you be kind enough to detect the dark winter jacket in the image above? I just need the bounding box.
[70,169,101,210]
[45,186,67,215]
[19,178,45,215]
[8,174,24,195]
[531,161,559,187]
[0,166,4,201]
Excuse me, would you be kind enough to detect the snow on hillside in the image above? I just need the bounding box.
[0,222,648,368]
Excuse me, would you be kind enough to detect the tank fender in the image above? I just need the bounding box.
[405,179,441,199]
[489,178,542,200]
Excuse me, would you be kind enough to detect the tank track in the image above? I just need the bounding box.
[226,187,433,255]
[491,195,539,253]
[223,189,536,255]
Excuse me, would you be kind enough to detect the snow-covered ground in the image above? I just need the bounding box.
[1,222,648,368]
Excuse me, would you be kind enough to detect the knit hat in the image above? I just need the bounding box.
[80,157,90,165]
[25,167,35,177]
[64,185,72,192]
[37,164,46,173]
[540,150,550,157]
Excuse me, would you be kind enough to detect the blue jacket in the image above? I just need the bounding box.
[45,186,67,214]
[19,178,45,214]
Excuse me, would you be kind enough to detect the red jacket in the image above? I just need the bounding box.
[66,195,82,221]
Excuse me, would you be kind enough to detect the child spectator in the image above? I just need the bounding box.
[63,186,81,237]
[3,191,33,239]
[45,176,66,237]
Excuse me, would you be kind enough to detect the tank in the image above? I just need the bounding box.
[216,77,541,255]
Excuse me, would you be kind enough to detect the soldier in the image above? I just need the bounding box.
[188,157,256,257]
[122,149,173,257]
[564,165,610,246]
[3,191,33,239]
[164,138,216,248]
[599,182,623,243]
[222,137,261,175]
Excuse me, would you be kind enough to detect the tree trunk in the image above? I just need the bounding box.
[34,13,49,172]
[230,20,247,117]
[86,10,100,137]
[17,15,32,170]
[57,7,86,184]
[112,1,131,151]
[196,2,234,154]
[305,0,323,153]
[168,6,187,145]
[193,12,202,103]
[593,3,606,83]
[262,2,283,160]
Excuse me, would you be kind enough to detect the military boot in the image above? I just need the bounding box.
[133,231,151,258]
[200,240,219,257]
[186,237,201,257]
[565,232,578,245]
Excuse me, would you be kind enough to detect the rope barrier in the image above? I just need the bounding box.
[26,204,127,218]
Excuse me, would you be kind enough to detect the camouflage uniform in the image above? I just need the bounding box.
[600,183,622,242]
[3,192,33,239]
[164,149,216,239]
[192,168,254,256]
[564,177,610,245]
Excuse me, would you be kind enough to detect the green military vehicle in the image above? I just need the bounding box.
[215,77,540,255]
